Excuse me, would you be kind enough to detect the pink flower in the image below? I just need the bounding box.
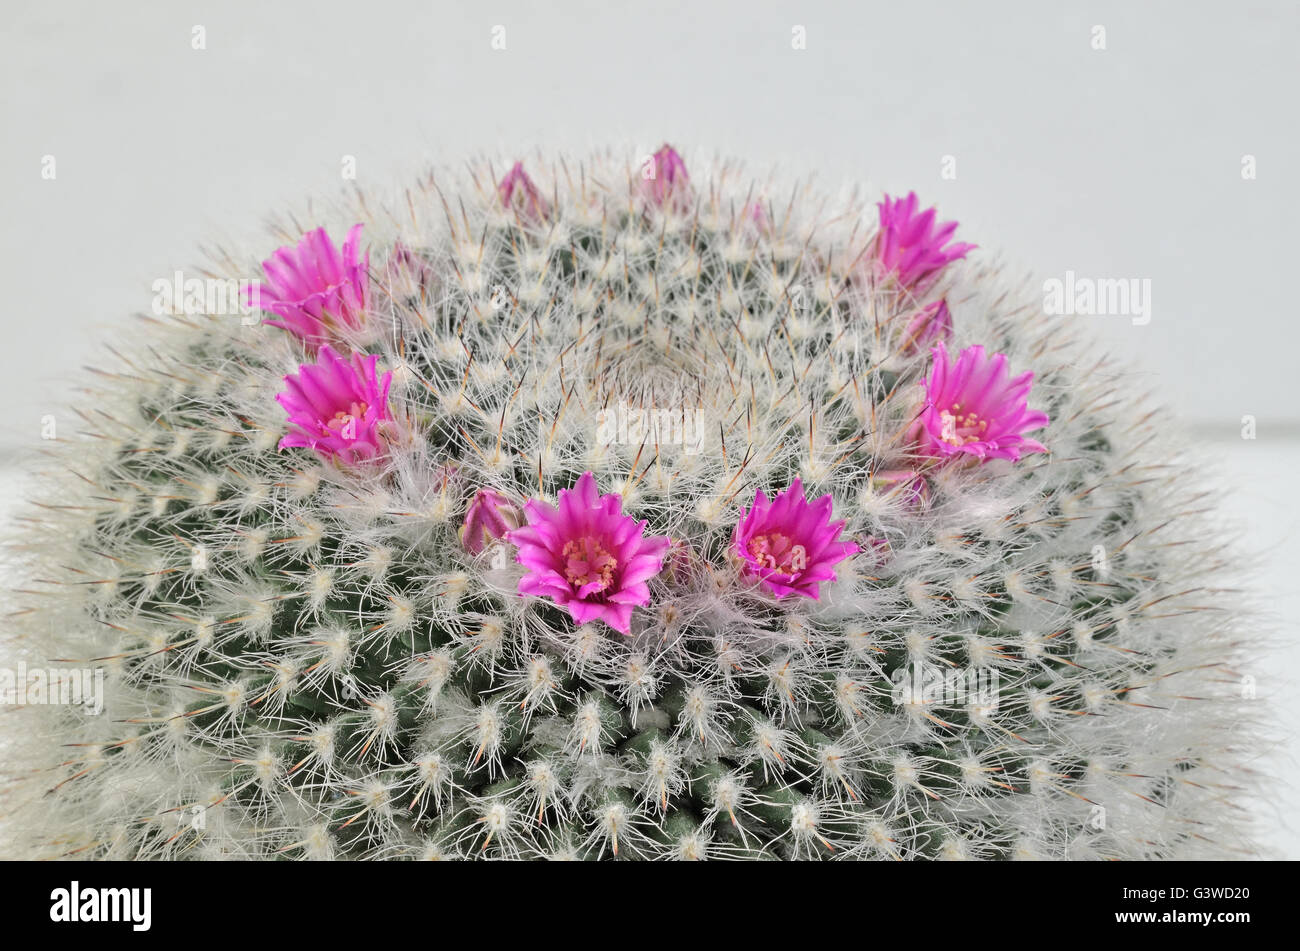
[460,489,522,556]
[249,224,371,347]
[900,299,953,354]
[497,161,549,222]
[733,477,859,600]
[508,472,671,634]
[640,144,691,211]
[909,342,1049,462]
[871,193,975,292]
[276,345,393,465]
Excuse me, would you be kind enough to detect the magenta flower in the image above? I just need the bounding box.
[460,489,522,556]
[507,472,671,635]
[640,144,691,211]
[909,342,1049,462]
[498,161,549,222]
[900,299,953,354]
[249,224,371,347]
[733,477,859,600]
[871,193,975,292]
[276,345,393,465]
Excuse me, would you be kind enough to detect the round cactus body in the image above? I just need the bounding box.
[0,148,1260,860]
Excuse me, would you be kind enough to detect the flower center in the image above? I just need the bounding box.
[747,532,808,574]
[562,536,617,593]
[325,401,368,440]
[939,401,990,446]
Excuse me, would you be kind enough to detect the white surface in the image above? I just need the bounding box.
[0,0,1296,856]
[1211,436,1300,859]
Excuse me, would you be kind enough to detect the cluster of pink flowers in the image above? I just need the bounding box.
[246,151,1051,636]
[464,472,860,635]
[863,190,1049,498]
[256,157,556,467]
[248,224,395,466]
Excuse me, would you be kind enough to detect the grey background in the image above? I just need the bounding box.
[3,0,1297,444]
[2,0,1297,855]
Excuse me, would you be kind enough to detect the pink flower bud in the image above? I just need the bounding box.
[664,537,695,585]
[498,161,550,223]
[900,299,952,354]
[863,535,892,564]
[871,469,931,510]
[640,144,691,212]
[386,239,433,291]
[460,489,522,556]
[742,200,771,240]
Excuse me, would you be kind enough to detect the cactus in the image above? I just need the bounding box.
[0,147,1262,860]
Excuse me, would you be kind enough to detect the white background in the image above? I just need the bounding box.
[1,0,1297,857]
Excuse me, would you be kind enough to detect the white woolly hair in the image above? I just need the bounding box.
[0,148,1267,860]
